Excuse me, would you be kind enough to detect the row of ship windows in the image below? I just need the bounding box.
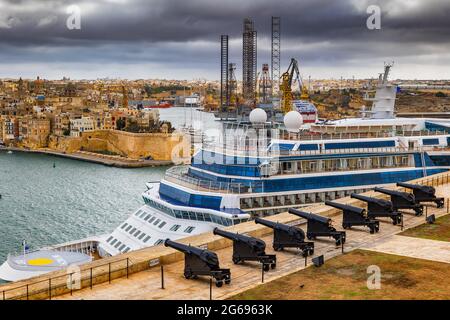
[133,209,196,234]
[106,234,166,252]
[143,197,242,227]
[279,155,412,174]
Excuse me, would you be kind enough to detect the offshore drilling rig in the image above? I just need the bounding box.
[216,16,316,123]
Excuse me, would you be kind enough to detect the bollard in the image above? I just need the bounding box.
[161,265,165,289]
[261,263,265,283]
[70,273,73,296]
[209,277,213,300]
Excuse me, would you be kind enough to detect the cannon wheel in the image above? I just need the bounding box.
[216,280,223,288]
[270,263,276,269]
[232,257,241,264]
[308,248,314,256]
[375,224,380,232]
[225,277,231,285]
[184,271,192,279]
[436,200,444,208]
[263,264,270,272]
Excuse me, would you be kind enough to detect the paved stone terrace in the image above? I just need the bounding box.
[56,186,450,300]
[1,173,449,300]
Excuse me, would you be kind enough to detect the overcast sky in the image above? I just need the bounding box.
[0,0,449,80]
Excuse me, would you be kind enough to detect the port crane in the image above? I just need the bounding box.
[280,58,309,113]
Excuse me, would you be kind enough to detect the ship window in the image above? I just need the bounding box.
[120,223,128,229]
[155,239,164,245]
[123,247,131,253]
[144,214,152,221]
[134,230,141,237]
[119,244,126,251]
[135,210,142,216]
[170,224,181,231]
[138,233,146,240]
[148,217,156,224]
[139,211,147,218]
[153,218,161,225]
[196,212,205,221]
[143,236,151,243]
[158,221,167,229]
[130,227,137,234]
[125,225,133,232]
[114,241,121,248]
[174,210,182,218]
[110,239,117,246]
[107,236,113,242]
[204,213,212,222]
[184,226,195,233]
[182,211,190,219]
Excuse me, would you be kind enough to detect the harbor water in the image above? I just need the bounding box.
[0,108,218,266]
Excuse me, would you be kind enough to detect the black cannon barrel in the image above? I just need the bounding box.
[288,208,331,225]
[373,187,412,197]
[351,193,393,207]
[213,228,266,251]
[325,201,365,215]
[397,182,435,195]
[164,239,219,267]
[255,217,305,240]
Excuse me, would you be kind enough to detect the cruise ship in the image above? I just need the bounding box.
[2,64,450,281]
[96,64,450,257]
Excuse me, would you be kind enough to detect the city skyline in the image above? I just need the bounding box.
[0,0,450,80]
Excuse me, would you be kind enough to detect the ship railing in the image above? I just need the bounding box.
[280,130,448,141]
[202,145,450,158]
[164,166,261,194]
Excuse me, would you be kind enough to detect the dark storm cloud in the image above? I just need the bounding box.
[0,0,449,79]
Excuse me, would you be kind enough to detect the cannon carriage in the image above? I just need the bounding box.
[397,182,444,208]
[213,228,276,271]
[288,209,346,246]
[254,218,314,256]
[164,239,231,287]
[325,201,380,234]
[351,193,402,225]
[373,187,423,216]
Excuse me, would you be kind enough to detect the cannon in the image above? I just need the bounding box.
[373,187,423,216]
[213,228,276,271]
[254,218,314,256]
[164,239,231,287]
[288,209,346,246]
[397,182,444,208]
[351,193,402,225]
[325,201,380,234]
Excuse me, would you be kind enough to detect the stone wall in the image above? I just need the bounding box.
[49,130,185,161]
